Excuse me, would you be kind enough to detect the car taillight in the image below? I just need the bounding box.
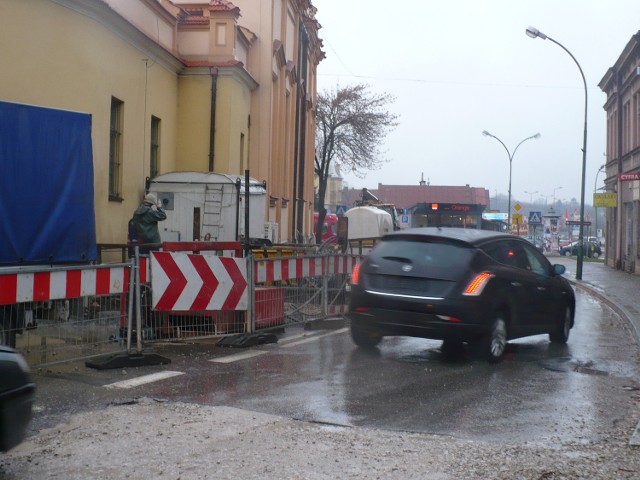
[351,263,361,285]
[463,272,494,296]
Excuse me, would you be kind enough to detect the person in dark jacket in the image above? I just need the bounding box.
[130,193,166,254]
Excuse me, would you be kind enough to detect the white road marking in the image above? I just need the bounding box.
[104,371,184,389]
[281,328,348,348]
[279,332,311,343]
[209,328,350,363]
[210,350,268,363]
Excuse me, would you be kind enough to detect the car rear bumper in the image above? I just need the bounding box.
[349,307,487,342]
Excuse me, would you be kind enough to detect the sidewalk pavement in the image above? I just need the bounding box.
[551,254,640,346]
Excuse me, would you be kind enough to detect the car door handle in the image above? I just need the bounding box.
[537,286,546,291]
[511,281,522,287]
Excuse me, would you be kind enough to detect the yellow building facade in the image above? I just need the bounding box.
[0,0,323,254]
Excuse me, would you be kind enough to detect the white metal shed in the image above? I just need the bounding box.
[148,171,266,243]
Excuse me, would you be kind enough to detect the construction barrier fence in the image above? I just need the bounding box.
[0,249,361,367]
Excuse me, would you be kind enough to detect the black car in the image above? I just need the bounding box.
[348,227,575,362]
[558,240,602,258]
[0,345,35,452]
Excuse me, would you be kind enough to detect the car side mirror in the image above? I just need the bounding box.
[552,264,566,276]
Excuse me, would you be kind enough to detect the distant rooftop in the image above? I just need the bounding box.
[343,183,491,210]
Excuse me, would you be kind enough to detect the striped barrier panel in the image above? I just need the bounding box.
[0,258,147,305]
[253,255,361,283]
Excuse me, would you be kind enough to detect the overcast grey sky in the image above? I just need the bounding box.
[313,0,640,208]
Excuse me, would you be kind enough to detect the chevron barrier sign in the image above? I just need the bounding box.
[151,252,248,312]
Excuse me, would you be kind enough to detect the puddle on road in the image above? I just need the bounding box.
[539,356,640,378]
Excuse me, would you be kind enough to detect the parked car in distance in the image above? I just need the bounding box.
[558,236,571,248]
[586,236,602,246]
[524,236,544,253]
[0,345,35,452]
[348,227,575,362]
[558,240,602,258]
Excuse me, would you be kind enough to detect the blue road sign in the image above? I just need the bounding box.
[529,211,542,224]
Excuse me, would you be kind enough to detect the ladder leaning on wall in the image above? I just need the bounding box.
[202,185,225,241]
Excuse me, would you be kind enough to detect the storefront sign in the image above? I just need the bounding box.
[619,172,640,181]
[593,192,617,207]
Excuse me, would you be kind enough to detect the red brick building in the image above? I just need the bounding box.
[342,183,493,229]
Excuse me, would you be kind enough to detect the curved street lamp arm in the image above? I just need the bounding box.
[545,37,588,115]
[483,132,512,160]
[512,133,541,158]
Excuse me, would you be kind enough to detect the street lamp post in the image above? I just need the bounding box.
[552,186,562,204]
[524,190,538,204]
[482,130,541,231]
[526,26,588,280]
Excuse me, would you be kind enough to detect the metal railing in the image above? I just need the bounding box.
[1,248,361,367]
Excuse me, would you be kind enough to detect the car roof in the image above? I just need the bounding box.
[383,227,514,247]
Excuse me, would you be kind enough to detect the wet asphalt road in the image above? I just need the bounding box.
[27,288,640,447]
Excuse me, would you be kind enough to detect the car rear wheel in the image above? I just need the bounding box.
[592,251,600,259]
[550,305,572,344]
[475,313,508,363]
[563,250,570,256]
[350,322,382,349]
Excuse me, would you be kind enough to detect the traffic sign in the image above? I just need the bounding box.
[513,202,522,212]
[335,204,347,216]
[512,213,523,224]
[528,211,542,224]
[151,252,248,311]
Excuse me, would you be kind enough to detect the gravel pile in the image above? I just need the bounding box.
[1,397,639,479]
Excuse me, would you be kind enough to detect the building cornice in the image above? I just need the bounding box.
[599,30,640,93]
[180,62,258,90]
[216,64,259,90]
[50,0,184,73]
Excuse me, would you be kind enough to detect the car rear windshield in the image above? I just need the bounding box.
[370,236,474,271]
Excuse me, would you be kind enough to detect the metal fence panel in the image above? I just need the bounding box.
[252,255,360,331]
[0,262,136,367]
[0,253,362,366]
[1,294,129,367]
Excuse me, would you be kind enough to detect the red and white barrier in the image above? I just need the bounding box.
[0,258,147,305]
[0,254,358,309]
[253,255,360,283]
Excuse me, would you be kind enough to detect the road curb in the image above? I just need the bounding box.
[564,277,640,447]
[566,278,640,348]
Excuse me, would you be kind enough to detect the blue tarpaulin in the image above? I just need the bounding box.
[0,101,97,265]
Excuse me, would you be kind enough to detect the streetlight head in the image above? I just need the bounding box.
[533,133,541,139]
[482,130,492,137]
[526,26,547,40]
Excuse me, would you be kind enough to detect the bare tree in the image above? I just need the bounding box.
[314,84,398,244]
